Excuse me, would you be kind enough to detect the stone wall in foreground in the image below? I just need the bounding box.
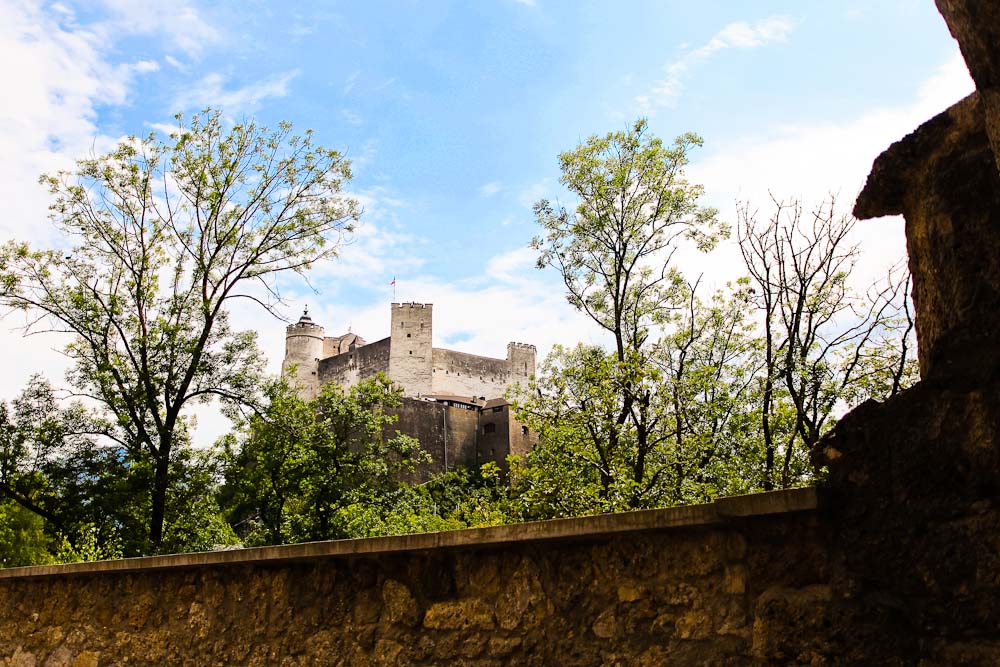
[0,490,824,667]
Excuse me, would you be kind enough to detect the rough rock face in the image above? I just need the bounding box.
[814,380,1000,664]
[936,0,1000,172]
[854,93,1000,382]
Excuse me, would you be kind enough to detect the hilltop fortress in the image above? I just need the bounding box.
[282,302,537,475]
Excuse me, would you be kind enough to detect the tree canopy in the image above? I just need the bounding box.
[219,375,428,546]
[510,122,917,517]
[521,119,728,511]
[0,110,359,552]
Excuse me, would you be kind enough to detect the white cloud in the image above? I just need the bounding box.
[0,0,138,411]
[173,70,300,113]
[0,0,231,446]
[0,1,130,244]
[164,54,185,71]
[478,181,502,197]
[635,15,797,113]
[343,71,360,95]
[145,121,181,137]
[98,0,220,57]
[483,246,538,283]
[511,0,537,6]
[681,51,974,291]
[133,59,160,73]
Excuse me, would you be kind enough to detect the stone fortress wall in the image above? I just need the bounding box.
[287,302,536,404]
[283,302,538,477]
[317,337,392,395]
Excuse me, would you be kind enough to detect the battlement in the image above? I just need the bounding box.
[286,320,323,332]
[392,302,432,309]
[286,308,323,333]
[507,342,537,351]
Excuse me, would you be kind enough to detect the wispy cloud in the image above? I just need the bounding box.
[343,71,360,95]
[635,15,797,113]
[98,0,220,57]
[478,181,502,197]
[174,70,300,113]
[287,25,314,38]
[0,0,148,413]
[133,59,160,73]
[164,54,186,71]
[341,109,363,125]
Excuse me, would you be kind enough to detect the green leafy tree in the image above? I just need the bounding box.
[510,285,759,519]
[0,375,236,559]
[0,110,359,552]
[654,280,763,500]
[220,374,429,546]
[338,464,509,538]
[512,344,646,516]
[0,375,123,552]
[520,118,726,513]
[0,500,55,568]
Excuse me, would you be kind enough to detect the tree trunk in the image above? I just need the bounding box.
[148,444,171,552]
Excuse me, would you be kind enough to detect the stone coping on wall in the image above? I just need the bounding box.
[0,487,819,580]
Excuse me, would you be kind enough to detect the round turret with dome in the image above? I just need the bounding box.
[282,307,325,399]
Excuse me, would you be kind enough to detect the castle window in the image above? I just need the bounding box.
[406,333,411,338]
[409,351,412,355]
[483,423,496,434]
[492,406,504,413]
[522,425,529,436]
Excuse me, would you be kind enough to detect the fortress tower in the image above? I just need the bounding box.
[282,309,324,399]
[387,302,434,397]
[506,342,537,389]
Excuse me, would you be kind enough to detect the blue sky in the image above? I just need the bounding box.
[0,0,974,443]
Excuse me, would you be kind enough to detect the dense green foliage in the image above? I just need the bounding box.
[219,375,429,546]
[0,375,236,560]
